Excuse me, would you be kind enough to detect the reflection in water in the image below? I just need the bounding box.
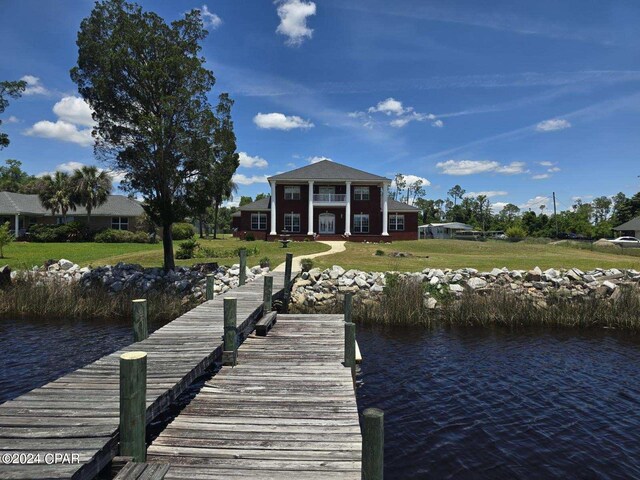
[356,325,640,480]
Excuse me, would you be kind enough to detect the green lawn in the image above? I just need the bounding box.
[1,237,331,270]
[312,239,640,272]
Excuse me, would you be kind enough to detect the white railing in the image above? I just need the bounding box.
[313,194,346,202]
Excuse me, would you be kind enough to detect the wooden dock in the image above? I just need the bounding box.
[0,272,286,480]
[146,314,361,480]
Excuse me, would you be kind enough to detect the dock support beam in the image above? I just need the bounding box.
[283,252,293,313]
[132,299,148,342]
[263,275,273,313]
[119,351,147,462]
[344,292,353,324]
[344,321,356,375]
[362,408,384,480]
[205,274,215,301]
[239,249,247,286]
[223,298,238,366]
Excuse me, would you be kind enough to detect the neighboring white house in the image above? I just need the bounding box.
[613,216,640,238]
[419,222,473,239]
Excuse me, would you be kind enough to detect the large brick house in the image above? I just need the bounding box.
[232,160,420,241]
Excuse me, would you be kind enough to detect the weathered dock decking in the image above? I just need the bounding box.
[147,314,362,480]
[0,272,285,480]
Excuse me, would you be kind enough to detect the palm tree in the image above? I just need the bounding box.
[72,166,112,230]
[38,171,76,222]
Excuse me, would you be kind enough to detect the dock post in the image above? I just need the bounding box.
[132,299,148,342]
[239,249,247,286]
[223,297,238,366]
[119,351,147,462]
[263,275,273,313]
[205,274,215,301]
[362,408,384,480]
[283,252,293,313]
[344,321,356,379]
[344,292,353,324]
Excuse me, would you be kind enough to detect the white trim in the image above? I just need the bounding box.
[345,181,351,235]
[269,181,277,235]
[382,184,389,236]
[307,181,314,235]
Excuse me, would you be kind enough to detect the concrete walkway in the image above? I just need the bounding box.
[273,240,346,272]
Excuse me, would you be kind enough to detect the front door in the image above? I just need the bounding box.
[318,213,336,234]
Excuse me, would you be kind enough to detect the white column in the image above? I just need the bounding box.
[307,181,314,235]
[345,182,351,235]
[382,183,389,236]
[269,181,277,235]
[14,214,19,236]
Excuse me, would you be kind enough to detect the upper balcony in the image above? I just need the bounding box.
[313,193,346,203]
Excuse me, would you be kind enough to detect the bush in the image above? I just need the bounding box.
[29,222,89,242]
[197,245,259,259]
[259,256,271,268]
[176,238,199,259]
[300,258,314,272]
[375,249,385,256]
[172,222,195,240]
[505,226,527,241]
[244,233,255,241]
[94,229,149,243]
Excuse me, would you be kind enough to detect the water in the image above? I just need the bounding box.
[3,317,640,479]
[356,325,640,479]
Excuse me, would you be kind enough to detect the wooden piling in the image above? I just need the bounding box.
[132,299,148,342]
[283,252,293,313]
[263,275,273,313]
[344,322,356,369]
[344,292,353,324]
[239,249,247,286]
[119,351,147,462]
[362,408,384,480]
[223,297,238,366]
[205,274,215,301]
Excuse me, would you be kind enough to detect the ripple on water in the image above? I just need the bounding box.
[356,325,640,480]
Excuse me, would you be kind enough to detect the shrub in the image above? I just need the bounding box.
[375,249,385,256]
[29,222,89,242]
[197,245,259,259]
[244,233,255,241]
[171,222,195,240]
[505,226,527,241]
[300,258,314,272]
[94,229,149,243]
[0,222,13,258]
[176,238,199,259]
[259,256,271,268]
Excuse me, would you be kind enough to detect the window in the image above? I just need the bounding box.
[389,214,405,231]
[353,214,369,233]
[284,213,301,233]
[251,213,267,230]
[284,186,301,200]
[354,186,370,200]
[56,216,75,225]
[111,217,129,230]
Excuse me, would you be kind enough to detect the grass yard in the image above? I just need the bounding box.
[0,237,330,270]
[312,239,640,272]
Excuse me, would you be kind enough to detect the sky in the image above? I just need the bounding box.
[1,0,639,212]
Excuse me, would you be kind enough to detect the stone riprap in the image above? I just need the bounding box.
[11,259,269,301]
[291,265,640,309]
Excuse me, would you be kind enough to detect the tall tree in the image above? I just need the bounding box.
[0,159,35,192]
[592,196,612,223]
[38,172,76,221]
[406,179,426,204]
[0,80,27,149]
[392,174,406,201]
[210,94,240,239]
[447,185,465,205]
[71,166,113,230]
[71,0,216,271]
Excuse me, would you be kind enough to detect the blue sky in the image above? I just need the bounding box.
[1,0,639,212]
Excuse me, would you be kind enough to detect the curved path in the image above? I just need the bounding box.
[273,241,346,272]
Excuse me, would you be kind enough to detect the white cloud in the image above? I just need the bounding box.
[286,162,296,168]
[20,75,48,95]
[436,159,528,176]
[536,118,571,132]
[276,0,316,46]
[25,120,93,147]
[307,155,332,164]
[363,97,442,128]
[36,161,124,184]
[492,202,508,213]
[238,152,268,169]
[253,112,314,130]
[395,174,431,187]
[222,199,240,208]
[200,4,222,29]
[539,161,553,166]
[369,98,407,116]
[52,96,94,127]
[5,116,19,124]
[520,196,550,210]
[547,166,561,172]
[532,173,550,180]
[233,173,269,185]
[465,191,508,198]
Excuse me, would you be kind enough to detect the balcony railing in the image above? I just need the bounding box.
[313,194,346,202]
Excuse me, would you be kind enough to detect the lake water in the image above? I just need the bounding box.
[2,317,640,479]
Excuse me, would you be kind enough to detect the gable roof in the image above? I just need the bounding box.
[238,197,271,211]
[268,160,391,183]
[614,216,640,231]
[0,191,144,217]
[388,198,420,212]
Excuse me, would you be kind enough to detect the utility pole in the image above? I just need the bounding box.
[553,192,559,238]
